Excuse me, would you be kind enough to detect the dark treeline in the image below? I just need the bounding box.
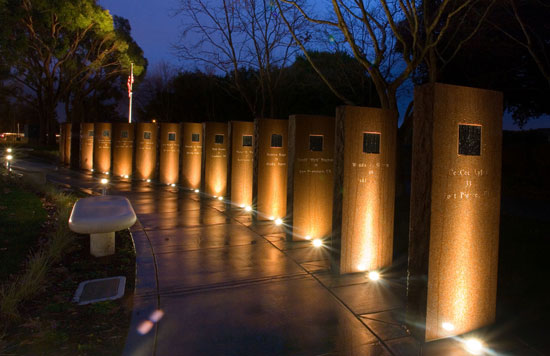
[135,51,380,123]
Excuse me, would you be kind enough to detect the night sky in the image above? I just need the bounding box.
[98,0,548,130]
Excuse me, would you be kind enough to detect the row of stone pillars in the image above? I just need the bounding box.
[59,83,502,343]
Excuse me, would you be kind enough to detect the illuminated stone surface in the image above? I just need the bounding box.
[230,121,254,208]
[203,122,228,196]
[332,106,397,274]
[63,123,72,165]
[93,122,112,173]
[113,123,135,177]
[135,123,158,181]
[254,118,288,221]
[287,115,334,241]
[159,123,181,185]
[407,83,502,342]
[180,122,203,189]
[80,123,94,170]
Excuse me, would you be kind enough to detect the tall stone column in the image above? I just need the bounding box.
[80,123,94,171]
[180,122,203,190]
[332,106,397,274]
[159,123,181,185]
[230,121,254,208]
[203,122,229,197]
[112,123,135,177]
[406,83,503,342]
[135,123,158,181]
[93,122,112,174]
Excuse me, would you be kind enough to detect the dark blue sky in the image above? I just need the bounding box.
[98,0,548,130]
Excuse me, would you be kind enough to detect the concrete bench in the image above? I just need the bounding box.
[69,196,137,257]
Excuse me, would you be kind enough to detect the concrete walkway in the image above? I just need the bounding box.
[13,159,541,356]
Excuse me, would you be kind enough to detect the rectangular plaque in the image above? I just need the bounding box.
[363,132,380,154]
[121,130,128,139]
[192,133,200,142]
[215,134,224,144]
[242,135,253,147]
[102,130,110,138]
[88,130,94,137]
[271,134,283,148]
[309,135,323,152]
[458,124,481,156]
[168,132,176,141]
[144,131,151,140]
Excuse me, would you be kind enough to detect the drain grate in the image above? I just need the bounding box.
[73,276,126,305]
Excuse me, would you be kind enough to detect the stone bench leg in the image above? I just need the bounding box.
[90,232,115,257]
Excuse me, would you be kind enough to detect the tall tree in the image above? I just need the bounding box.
[2,0,146,145]
[174,0,306,118]
[275,0,494,118]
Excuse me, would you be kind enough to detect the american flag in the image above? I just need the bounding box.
[127,72,134,98]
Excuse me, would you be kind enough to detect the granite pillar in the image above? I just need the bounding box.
[287,115,334,241]
[80,123,94,171]
[59,123,66,164]
[203,122,229,197]
[64,123,72,165]
[135,123,158,181]
[332,106,397,274]
[93,122,112,174]
[406,83,503,342]
[112,123,135,177]
[180,122,203,190]
[159,123,181,185]
[230,121,254,208]
[254,118,288,221]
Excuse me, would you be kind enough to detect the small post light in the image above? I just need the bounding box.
[464,338,484,355]
[100,178,109,195]
[7,148,12,153]
[6,154,13,170]
[312,239,323,248]
[368,271,380,281]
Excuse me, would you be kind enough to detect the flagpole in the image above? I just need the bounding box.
[128,63,133,124]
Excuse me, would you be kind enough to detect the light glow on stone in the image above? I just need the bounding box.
[305,235,311,240]
[357,264,367,272]
[442,322,455,331]
[368,271,380,281]
[312,239,323,248]
[274,218,283,226]
[269,216,275,221]
[464,338,484,355]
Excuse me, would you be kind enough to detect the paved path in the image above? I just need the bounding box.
[12,159,542,356]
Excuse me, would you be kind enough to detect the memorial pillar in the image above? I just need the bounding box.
[287,115,334,241]
[180,122,203,190]
[254,118,288,221]
[135,123,158,181]
[203,122,229,197]
[93,122,112,174]
[332,106,397,274]
[159,123,181,185]
[59,123,66,164]
[64,123,72,165]
[80,123,94,171]
[112,123,135,178]
[406,83,502,342]
[230,121,254,208]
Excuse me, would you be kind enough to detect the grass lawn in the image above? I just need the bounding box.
[0,178,48,280]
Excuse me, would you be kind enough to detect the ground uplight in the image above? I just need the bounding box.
[312,239,323,247]
[368,271,380,281]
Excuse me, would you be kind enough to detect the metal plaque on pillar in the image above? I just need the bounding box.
[407,83,502,342]
[287,115,334,241]
[332,106,397,274]
[254,118,288,221]
[181,122,203,190]
[159,123,181,185]
[203,122,229,196]
[93,123,112,174]
[113,123,135,177]
[230,121,254,208]
[80,123,94,171]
